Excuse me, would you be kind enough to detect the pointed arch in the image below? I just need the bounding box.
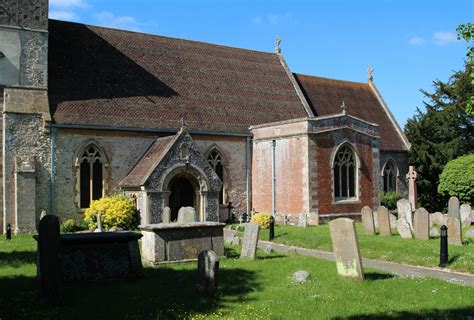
[205,144,226,205]
[331,142,359,201]
[381,159,398,192]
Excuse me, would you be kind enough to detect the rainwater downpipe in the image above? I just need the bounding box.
[50,126,56,215]
[271,139,276,217]
[245,136,251,215]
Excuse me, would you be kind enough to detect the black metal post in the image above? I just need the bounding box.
[439,225,448,268]
[269,216,275,241]
[6,223,11,240]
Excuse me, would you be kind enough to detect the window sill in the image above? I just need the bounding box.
[332,199,360,205]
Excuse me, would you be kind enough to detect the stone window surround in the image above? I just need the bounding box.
[381,159,399,193]
[330,141,361,203]
[204,144,227,206]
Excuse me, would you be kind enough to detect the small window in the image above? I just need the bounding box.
[207,149,225,205]
[79,145,106,208]
[333,145,357,200]
[383,161,397,192]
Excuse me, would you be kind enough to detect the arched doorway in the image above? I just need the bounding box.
[168,175,196,221]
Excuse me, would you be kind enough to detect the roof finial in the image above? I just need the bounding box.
[367,65,374,82]
[179,115,188,129]
[341,100,347,115]
[275,36,281,54]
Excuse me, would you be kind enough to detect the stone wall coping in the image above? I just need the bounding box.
[140,222,226,231]
[33,231,142,244]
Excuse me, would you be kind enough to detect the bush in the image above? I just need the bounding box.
[60,218,88,233]
[438,154,474,205]
[381,192,402,210]
[84,194,138,231]
[251,212,271,229]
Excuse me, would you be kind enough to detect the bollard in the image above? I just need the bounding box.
[439,225,448,268]
[6,223,11,240]
[269,216,275,241]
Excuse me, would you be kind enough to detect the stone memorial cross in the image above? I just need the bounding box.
[406,166,418,211]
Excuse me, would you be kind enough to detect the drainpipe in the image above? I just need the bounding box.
[50,126,56,215]
[271,139,276,217]
[245,136,251,215]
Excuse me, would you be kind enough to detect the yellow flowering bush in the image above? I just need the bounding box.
[250,212,271,229]
[84,195,138,230]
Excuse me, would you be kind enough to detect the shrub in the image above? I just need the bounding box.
[251,212,271,229]
[381,192,402,210]
[60,218,88,233]
[84,195,138,231]
[438,154,474,205]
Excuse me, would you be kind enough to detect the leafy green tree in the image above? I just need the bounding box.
[456,23,474,115]
[404,63,474,211]
[438,154,474,205]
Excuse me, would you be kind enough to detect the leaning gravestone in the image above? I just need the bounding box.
[431,212,444,226]
[38,215,62,304]
[162,207,171,224]
[396,219,413,239]
[361,206,375,235]
[298,212,308,227]
[329,218,364,280]
[414,208,429,240]
[460,204,472,227]
[197,250,219,294]
[389,214,397,230]
[446,216,463,245]
[397,199,413,231]
[448,196,460,219]
[378,206,391,236]
[240,222,260,259]
[177,207,197,223]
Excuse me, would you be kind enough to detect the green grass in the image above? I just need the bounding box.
[252,223,474,273]
[0,235,474,319]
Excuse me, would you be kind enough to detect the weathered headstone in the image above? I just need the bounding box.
[466,230,474,239]
[431,212,444,226]
[396,219,413,239]
[397,199,413,231]
[162,207,171,224]
[448,196,460,219]
[38,215,62,304]
[441,214,449,226]
[197,250,219,294]
[413,208,429,240]
[329,218,364,280]
[460,204,472,227]
[429,226,440,238]
[240,222,260,259]
[361,206,375,235]
[177,206,197,223]
[373,209,379,230]
[223,229,236,244]
[94,213,103,232]
[40,210,47,220]
[389,214,397,230]
[298,212,308,227]
[406,165,418,211]
[377,206,391,236]
[446,216,463,245]
[231,236,241,246]
[292,270,310,283]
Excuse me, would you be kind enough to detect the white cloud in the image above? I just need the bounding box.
[267,14,280,25]
[252,16,262,24]
[95,11,141,32]
[408,36,425,45]
[50,0,87,8]
[433,32,458,45]
[49,10,77,20]
[252,13,296,26]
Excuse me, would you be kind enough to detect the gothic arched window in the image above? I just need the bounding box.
[207,149,225,204]
[333,145,357,200]
[78,145,107,208]
[383,161,397,193]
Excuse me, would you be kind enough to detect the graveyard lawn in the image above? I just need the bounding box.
[1,235,474,319]
[255,223,474,274]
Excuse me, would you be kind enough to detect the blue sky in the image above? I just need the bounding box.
[49,0,473,128]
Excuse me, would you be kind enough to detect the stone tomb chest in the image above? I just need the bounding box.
[140,222,225,263]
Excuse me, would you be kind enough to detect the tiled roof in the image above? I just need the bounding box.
[48,20,308,134]
[294,74,408,151]
[119,135,176,187]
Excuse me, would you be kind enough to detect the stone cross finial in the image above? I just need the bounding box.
[406,166,418,211]
[179,116,188,129]
[367,66,374,82]
[341,101,347,115]
[275,36,281,54]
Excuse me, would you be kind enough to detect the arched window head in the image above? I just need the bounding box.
[333,145,358,200]
[207,149,225,205]
[383,161,397,193]
[79,145,107,208]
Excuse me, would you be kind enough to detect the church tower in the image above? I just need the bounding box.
[0,0,52,233]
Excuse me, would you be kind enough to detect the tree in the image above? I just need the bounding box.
[404,63,474,211]
[438,154,474,205]
[456,23,474,115]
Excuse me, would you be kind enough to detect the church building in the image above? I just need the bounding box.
[0,0,410,233]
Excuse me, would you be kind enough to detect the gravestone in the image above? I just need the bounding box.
[162,207,171,224]
[377,206,391,236]
[460,204,472,227]
[329,218,364,280]
[361,206,375,235]
[38,215,62,304]
[177,207,197,223]
[397,199,413,231]
[448,196,460,219]
[298,212,308,227]
[240,222,260,259]
[389,214,397,230]
[197,250,219,294]
[373,209,379,230]
[441,214,449,226]
[446,216,463,245]
[231,236,241,246]
[430,226,440,238]
[413,208,429,240]
[40,210,47,220]
[396,219,413,239]
[431,212,444,226]
[94,213,103,232]
[292,270,310,283]
[466,230,474,239]
[223,229,236,244]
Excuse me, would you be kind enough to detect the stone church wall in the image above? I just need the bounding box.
[380,151,409,197]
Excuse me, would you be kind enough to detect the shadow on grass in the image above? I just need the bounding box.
[448,254,460,264]
[0,251,36,268]
[274,232,289,239]
[364,272,394,281]
[332,307,474,320]
[257,255,286,260]
[0,264,261,320]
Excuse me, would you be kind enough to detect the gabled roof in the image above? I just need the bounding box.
[293,74,409,151]
[48,20,309,134]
